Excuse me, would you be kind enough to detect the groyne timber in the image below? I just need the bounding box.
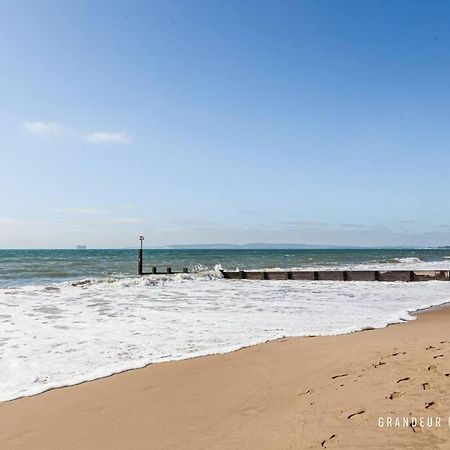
[221,270,450,282]
[138,266,450,282]
[135,238,450,282]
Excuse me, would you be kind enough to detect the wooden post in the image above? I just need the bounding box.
[152,266,157,274]
[137,236,144,275]
[342,271,348,281]
[313,271,319,280]
[261,271,268,280]
[183,268,188,273]
[167,267,172,274]
[239,270,247,279]
[374,271,380,281]
[286,271,293,280]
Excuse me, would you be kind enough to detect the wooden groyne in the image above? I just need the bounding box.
[135,238,449,282]
[221,270,450,282]
[137,237,190,275]
[141,267,189,275]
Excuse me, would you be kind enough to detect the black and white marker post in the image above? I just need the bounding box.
[137,235,144,275]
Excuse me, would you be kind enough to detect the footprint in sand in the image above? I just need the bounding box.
[357,368,368,378]
[428,364,438,372]
[397,377,410,384]
[426,346,436,350]
[320,434,336,448]
[425,401,435,409]
[433,355,444,359]
[331,373,348,380]
[373,361,386,368]
[388,392,403,400]
[298,389,313,397]
[422,382,430,390]
[347,410,365,419]
[390,351,406,357]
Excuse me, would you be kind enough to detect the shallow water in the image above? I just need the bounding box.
[2,248,450,287]
[2,248,450,401]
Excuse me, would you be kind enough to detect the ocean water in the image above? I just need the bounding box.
[3,248,450,287]
[2,248,450,401]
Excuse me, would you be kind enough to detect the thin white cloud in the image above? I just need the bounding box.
[83,131,131,144]
[22,121,65,136]
[51,208,108,215]
[22,121,132,145]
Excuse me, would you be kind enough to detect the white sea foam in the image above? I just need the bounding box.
[392,257,423,263]
[254,258,450,272]
[2,273,450,402]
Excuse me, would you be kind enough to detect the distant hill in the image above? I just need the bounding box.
[164,243,362,250]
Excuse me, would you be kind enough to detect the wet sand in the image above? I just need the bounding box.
[2,306,450,449]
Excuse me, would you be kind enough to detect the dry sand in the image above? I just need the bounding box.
[2,306,450,449]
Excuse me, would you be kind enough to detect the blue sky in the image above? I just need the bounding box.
[2,0,450,248]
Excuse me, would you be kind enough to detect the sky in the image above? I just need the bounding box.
[2,0,450,248]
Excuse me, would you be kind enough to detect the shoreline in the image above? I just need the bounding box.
[2,305,450,448]
[3,300,450,404]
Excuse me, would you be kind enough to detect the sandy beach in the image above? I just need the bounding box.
[1,306,450,449]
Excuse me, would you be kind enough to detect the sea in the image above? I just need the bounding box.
[2,247,450,401]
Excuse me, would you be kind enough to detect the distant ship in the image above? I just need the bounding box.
[76,245,87,250]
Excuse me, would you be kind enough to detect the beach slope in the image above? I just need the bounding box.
[2,307,450,449]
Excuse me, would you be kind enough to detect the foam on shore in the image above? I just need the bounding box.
[2,272,450,401]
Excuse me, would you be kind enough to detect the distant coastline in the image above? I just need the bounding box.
[125,243,448,250]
